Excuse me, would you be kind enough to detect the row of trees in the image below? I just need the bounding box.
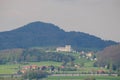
[21,49,75,62]
[0,48,75,64]
[22,70,49,80]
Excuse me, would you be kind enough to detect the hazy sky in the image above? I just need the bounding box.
[0,0,120,42]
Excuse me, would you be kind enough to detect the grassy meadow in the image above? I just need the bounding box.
[0,52,119,80]
[0,76,119,80]
[0,61,62,74]
[0,52,112,74]
[43,76,120,80]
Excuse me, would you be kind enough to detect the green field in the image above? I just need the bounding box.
[0,64,19,74]
[0,52,119,80]
[0,52,110,74]
[0,76,120,80]
[0,61,62,74]
[43,76,120,80]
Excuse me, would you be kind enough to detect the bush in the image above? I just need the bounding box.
[84,77,96,80]
[61,67,77,71]
[22,70,49,79]
[118,70,120,76]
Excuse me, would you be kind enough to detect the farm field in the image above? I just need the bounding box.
[0,64,19,74]
[0,52,112,75]
[0,61,62,74]
[0,52,93,74]
[0,76,120,80]
[0,51,119,80]
[43,76,120,80]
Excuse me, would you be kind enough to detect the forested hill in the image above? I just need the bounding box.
[0,21,118,50]
[96,44,120,70]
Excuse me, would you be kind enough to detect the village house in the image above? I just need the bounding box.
[23,65,31,70]
[20,65,56,74]
[97,70,105,74]
[20,65,38,73]
[86,52,93,57]
[22,65,38,70]
[20,69,26,74]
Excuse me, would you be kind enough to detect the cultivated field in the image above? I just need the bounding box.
[0,61,62,74]
[43,76,120,80]
[0,52,119,80]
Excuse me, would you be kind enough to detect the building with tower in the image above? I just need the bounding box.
[56,45,72,52]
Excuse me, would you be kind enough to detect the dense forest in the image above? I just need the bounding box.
[95,44,120,70]
[0,21,118,50]
[0,48,75,64]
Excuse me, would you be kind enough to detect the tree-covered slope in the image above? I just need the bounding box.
[0,21,118,50]
[96,44,120,70]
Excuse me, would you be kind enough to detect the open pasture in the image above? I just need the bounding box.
[44,76,120,80]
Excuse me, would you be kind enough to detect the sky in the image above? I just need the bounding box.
[0,0,120,42]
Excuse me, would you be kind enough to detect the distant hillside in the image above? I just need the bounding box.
[96,44,120,70]
[0,21,118,50]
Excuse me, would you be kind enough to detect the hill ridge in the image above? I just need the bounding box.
[0,21,118,50]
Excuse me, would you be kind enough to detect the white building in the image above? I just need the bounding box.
[56,45,71,52]
[86,52,93,57]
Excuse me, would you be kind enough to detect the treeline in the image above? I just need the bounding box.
[0,48,75,64]
[0,48,23,64]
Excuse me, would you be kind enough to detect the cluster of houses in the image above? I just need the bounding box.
[20,65,39,73]
[20,65,55,74]
[56,45,97,61]
[20,64,106,74]
[19,45,102,74]
[79,51,97,61]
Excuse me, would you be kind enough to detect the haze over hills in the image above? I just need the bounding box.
[0,21,118,50]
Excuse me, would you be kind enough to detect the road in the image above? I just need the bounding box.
[51,73,118,76]
[0,73,118,77]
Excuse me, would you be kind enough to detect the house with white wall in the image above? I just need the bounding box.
[56,45,71,52]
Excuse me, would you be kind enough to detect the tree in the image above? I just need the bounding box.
[84,77,96,80]
[118,69,120,76]
[96,44,120,71]
[22,70,49,80]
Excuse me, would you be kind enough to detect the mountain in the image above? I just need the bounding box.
[0,21,118,50]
